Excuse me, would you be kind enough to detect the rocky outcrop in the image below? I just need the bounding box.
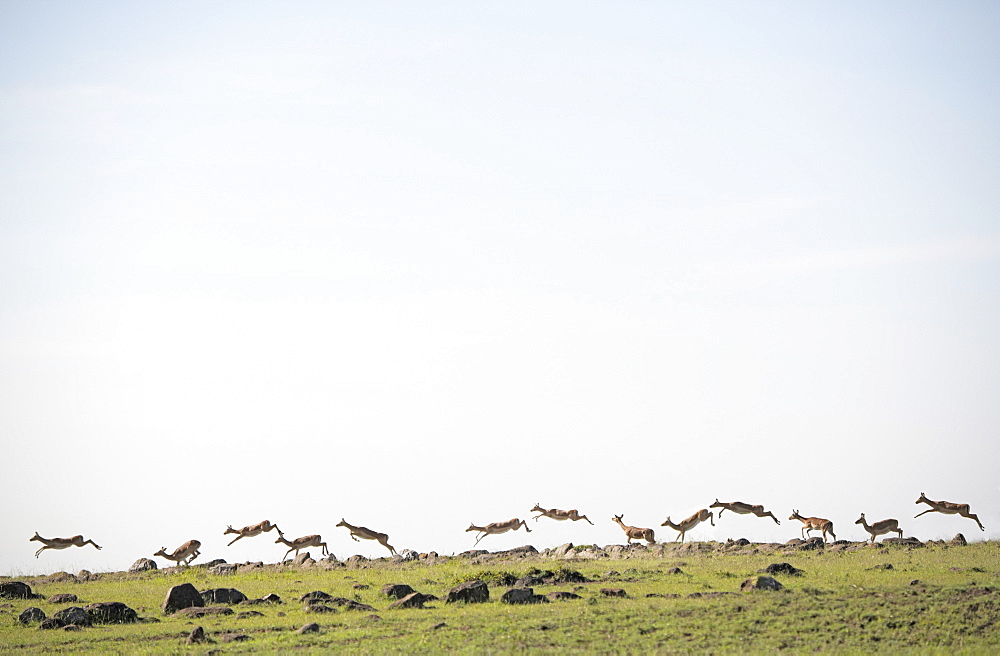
[86,602,139,624]
[129,558,157,573]
[741,576,784,591]
[951,533,967,546]
[18,607,46,624]
[500,587,548,604]
[162,583,204,614]
[53,606,91,626]
[0,581,41,600]
[446,580,489,604]
[175,606,234,618]
[382,584,416,600]
[387,592,435,609]
[200,588,248,605]
[48,593,79,604]
[762,563,803,576]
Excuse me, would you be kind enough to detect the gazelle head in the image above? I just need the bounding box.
[224,525,237,535]
[336,519,348,528]
[660,517,672,526]
[531,503,543,512]
[855,513,866,525]
[916,492,928,504]
[153,547,167,557]
[30,532,41,542]
[612,515,624,523]
[465,524,479,533]
[789,510,801,521]
[710,499,722,507]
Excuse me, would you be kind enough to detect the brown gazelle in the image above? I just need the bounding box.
[153,539,201,566]
[223,520,283,546]
[29,533,102,558]
[274,534,329,560]
[466,518,531,546]
[914,492,985,531]
[710,499,781,525]
[789,510,836,543]
[530,503,594,525]
[660,509,714,543]
[611,515,656,545]
[336,519,397,555]
[855,513,903,544]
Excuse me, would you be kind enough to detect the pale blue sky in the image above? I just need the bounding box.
[2,1,999,574]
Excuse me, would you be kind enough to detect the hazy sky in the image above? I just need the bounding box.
[2,1,999,575]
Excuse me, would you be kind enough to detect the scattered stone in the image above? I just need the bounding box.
[53,606,91,626]
[447,580,490,604]
[763,563,803,576]
[221,633,251,642]
[306,604,337,614]
[197,559,227,569]
[327,598,377,612]
[395,550,420,562]
[367,614,382,621]
[38,617,66,630]
[297,622,321,634]
[187,626,210,645]
[666,567,684,575]
[382,584,416,599]
[952,534,968,547]
[77,570,95,582]
[601,588,627,597]
[211,563,239,576]
[387,592,435,609]
[547,591,582,601]
[868,563,894,571]
[553,543,575,558]
[0,582,40,600]
[86,602,139,624]
[18,607,46,624]
[910,580,921,586]
[292,553,315,566]
[129,558,157,573]
[501,545,539,557]
[261,593,282,603]
[353,583,370,590]
[200,588,248,605]
[883,537,925,548]
[500,588,548,604]
[458,550,489,559]
[741,576,784,592]
[237,611,265,619]
[162,583,204,614]
[62,624,82,631]
[429,622,447,630]
[175,606,235,618]
[301,591,334,603]
[345,555,369,566]
[48,593,79,604]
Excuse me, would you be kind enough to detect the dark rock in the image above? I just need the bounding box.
[345,555,368,565]
[197,559,227,569]
[297,622,320,634]
[429,622,447,630]
[53,606,91,626]
[501,587,548,604]
[175,606,234,618]
[666,567,684,575]
[261,593,282,603]
[763,563,803,576]
[797,537,825,551]
[499,545,539,557]
[237,610,264,619]
[458,549,489,558]
[306,604,337,614]
[387,592,434,609]
[186,626,210,645]
[883,537,925,548]
[601,588,627,597]
[446,579,489,604]
[547,591,582,601]
[326,597,377,612]
[48,593,79,604]
[300,591,334,603]
[76,570,95,582]
[211,563,239,576]
[86,602,139,624]
[353,583,370,590]
[0,582,39,600]
[221,633,251,642]
[38,617,66,630]
[382,584,416,600]
[200,588,248,605]
[129,558,157,573]
[515,575,546,588]
[552,569,590,583]
[62,624,82,631]
[741,576,784,591]
[18,607,46,624]
[951,533,968,546]
[162,583,204,614]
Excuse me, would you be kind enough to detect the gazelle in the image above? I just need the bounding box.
[611,515,656,545]
[710,499,781,525]
[153,539,201,566]
[530,503,594,525]
[223,520,283,546]
[29,533,102,558]
[789,510,836,543]
[855,513,903,544]
[336,519,397,555]
[465,518,531,546]
[275,534,329,560]
[660,509,714,543]
[914,492,985,531]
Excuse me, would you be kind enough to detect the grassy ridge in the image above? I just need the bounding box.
[1,540,999,653]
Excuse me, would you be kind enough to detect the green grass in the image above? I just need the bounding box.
[1,541,999,653]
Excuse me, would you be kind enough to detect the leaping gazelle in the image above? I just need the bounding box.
[914,492,985,531]
[789,510,836,543]
[855,513,903,544]
[709,499,781,524]
[274,534,329,560]
[336,519,397,556]
[530,503,594,525]
[660,509,714,543]
[153,540,201,566]
[466,518,531,546]
[29,533,102,558]
[223,520,283,546]
[611,515,656,545]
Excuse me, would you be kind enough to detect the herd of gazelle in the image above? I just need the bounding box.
[27,493,987,562]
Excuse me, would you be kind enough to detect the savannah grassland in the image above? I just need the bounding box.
[1,541,999,654]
